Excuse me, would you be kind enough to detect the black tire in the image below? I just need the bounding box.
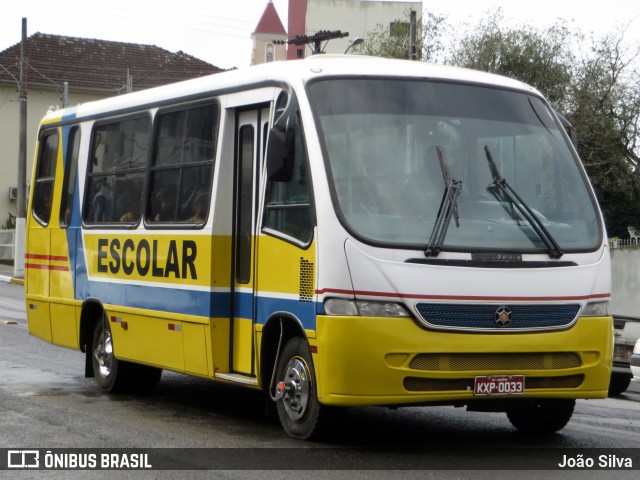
[274,337,324,440]
[506,399,575,434]
[608,373,632,397]
[91,317,162,394]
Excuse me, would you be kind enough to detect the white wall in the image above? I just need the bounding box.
[611,246,640,318]
[0,85,105,226]
[306,0,422,55]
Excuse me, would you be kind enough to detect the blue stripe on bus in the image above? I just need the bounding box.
[61,117,83,302]
[70,274,318,329]
[256,295,317,330]
[82,280,229,317]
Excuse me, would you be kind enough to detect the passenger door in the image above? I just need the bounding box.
[231,106,270,375]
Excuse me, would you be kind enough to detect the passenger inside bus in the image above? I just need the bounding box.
[92,175,115,222]
[153,185,177,222]
[118,185,140,222]
[187,192,209,222]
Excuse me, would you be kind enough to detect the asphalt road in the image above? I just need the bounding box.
[1,281,639,479]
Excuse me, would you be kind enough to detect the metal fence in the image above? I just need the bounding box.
[0,230,15,260]
[609,238,640,249]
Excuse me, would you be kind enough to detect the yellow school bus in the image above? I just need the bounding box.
[26,55,612,439]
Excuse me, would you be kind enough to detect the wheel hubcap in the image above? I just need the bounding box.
[94,328,114,378]
[282,357,311,422]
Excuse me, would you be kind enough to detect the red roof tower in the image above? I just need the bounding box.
[251,1,287,65]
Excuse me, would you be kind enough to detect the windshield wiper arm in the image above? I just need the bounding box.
[425,145,462,257]
[483,145,564,259]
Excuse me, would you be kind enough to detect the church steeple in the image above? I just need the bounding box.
[251,1,287,65]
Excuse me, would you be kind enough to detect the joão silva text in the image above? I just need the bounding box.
[558,454,633,468]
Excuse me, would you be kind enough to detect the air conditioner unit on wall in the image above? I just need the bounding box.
[8,187,18,201]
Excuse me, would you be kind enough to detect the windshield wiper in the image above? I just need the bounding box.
[483,145,564,259]
[425,145,462,257]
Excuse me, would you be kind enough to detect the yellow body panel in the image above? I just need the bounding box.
[25,229,51,297]
[26,300,52,343]
[211,318,231,374]
[256,235,315,295]
[108,311,185,371]
[183,322,211,376]
[232,317,254,373]
[314,315,612,406]
[50,303,78,349]
[49,229,75,299]
[211,236,232,288]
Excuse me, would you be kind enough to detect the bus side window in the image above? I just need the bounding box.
[147,102,218,224]
[84,116,149,225]
[263,113,314,244]
[59,127,80,227]
[32,130,59,226]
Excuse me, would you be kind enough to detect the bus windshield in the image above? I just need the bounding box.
[308,78,601,253]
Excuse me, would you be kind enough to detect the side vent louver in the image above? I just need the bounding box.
[299,258,314,302]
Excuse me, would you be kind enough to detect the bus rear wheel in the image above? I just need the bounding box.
[506,398,575,434]
[274,337,324,440]
[91,317,162,394]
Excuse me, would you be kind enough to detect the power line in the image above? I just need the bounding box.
[26,62,62,88]
[274,30,349,54]
[0,62,19,84]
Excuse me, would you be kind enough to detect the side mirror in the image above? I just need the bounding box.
[266,120,296,182]
[266,90,299,182]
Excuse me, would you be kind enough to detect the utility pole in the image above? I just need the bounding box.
[15,18,27,279]
[62,81,69,108]
[409,10,417,61]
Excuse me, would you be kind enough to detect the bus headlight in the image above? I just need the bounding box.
[324,298,410,317]
[581,301,610,317]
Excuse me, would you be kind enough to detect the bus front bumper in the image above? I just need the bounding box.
[312,315,612,406]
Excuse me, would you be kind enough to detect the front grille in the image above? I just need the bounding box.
[409,352,582,371]
[403,374,584,392]
[415,303,580,331]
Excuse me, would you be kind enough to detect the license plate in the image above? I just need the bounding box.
[474,375,525,396]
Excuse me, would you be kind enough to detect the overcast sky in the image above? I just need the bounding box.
[1,0,639,70]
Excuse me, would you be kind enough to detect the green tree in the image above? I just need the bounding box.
[354,11,448,62]
[447,9,574,105]
[557,29,640,236]
[447,10,640,237]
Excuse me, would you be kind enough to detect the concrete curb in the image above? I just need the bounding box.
[0,275,24,285]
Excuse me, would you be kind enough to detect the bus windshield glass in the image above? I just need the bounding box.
[308,78,601,253]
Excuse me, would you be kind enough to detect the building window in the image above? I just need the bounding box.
[266,43,274,63]
[390,21,410,37]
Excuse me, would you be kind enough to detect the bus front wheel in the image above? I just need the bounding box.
[506,398,575,434]
[274,337,324,440]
